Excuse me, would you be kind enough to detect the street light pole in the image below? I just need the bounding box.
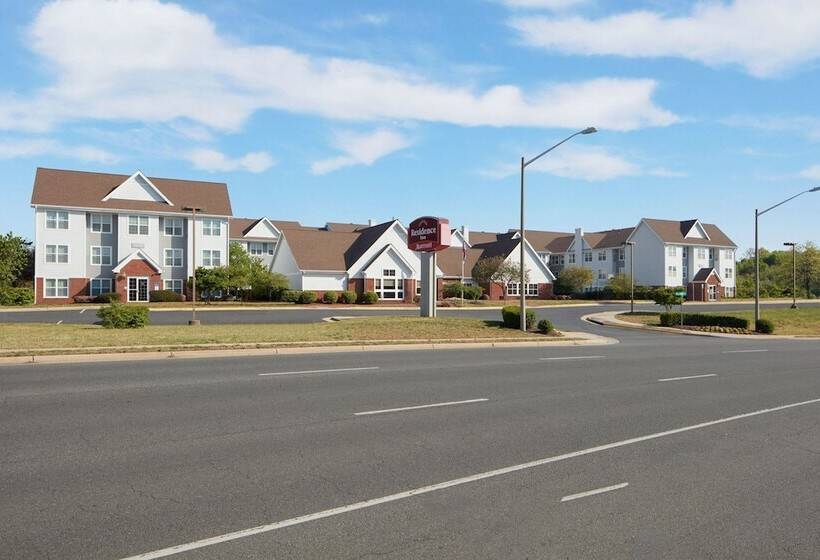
[518,126,597,331]
[626,241,636,314]
[754,187,818,325]
[183,206,204,326]
[784,242,797,309]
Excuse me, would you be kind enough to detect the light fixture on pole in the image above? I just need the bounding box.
[783,242,798,309]
[518,126,597,332]
[626,241,636,314]
[754,187,818,326]
[183,206,205,326]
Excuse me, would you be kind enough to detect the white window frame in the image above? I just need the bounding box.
[164,248,183,268]
[568,253,576,264]
[267,242,275,256]
[724,287,735,298]
[202,219,222,236]
[44,278,69,298]
[202,249,222,267]
[127,276,149,302]
[598,270,607,280]
[91,213,112,233]
[583,251,592,263]
[375,269,403,300]
[668,265,678,277]
[45,244,69,264]
[90,278,112,297]
[618,248,625,261]
[724,249,734,260]
[164,279,183,293]
[597,251,606,261]
[506,282,538,297]
[46,210,69,230]
[696,247,707,259]
[248,242,264,256]
[164,217,184,237]
[128,215,149,236]
[668,245,677,256]
[724,268,733,279]
[90,246,112,266]
[506,282,520,297]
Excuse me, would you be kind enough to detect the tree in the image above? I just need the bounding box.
[226,242,289,300]
[797,242,820,298]
[555,266,594,295]
[0,233,33,287]
[472,256,528,300]
[472,256,505,287]
[652,286,683,311]
[607,273,632,298]
[192,267,229,302]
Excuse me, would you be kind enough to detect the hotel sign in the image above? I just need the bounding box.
[408,216,451,252]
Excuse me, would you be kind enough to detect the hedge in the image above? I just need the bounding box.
[755,318,775,334]
[149,289,183,302]
[501,305,535,330]
[0,286,34,306]
[359,291,379,304]
[322,291,339,304]
[94,292,121,304]
[537,319,554,334]
[281,290,301,303]
[442,282,483,301]
[297,291,317,304]
[659,312,749,330]
[97,304,149,329]
[341,290,358,304]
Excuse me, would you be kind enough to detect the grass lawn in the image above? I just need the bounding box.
[0,317,560,355]
[617,308,820,335]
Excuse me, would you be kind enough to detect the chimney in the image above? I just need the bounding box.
[368,218,375,227]
[574,227,584,265]
[460,225,469,245]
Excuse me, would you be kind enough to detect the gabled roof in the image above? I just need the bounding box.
[691,267,722,283]
[642,218,736,248]
[325,222,369,232]
[584,227,634,249]
[111,249,162,273]
[31,167,232,216]
[468,230,508,245]
[102,171,173,205]
[436,246,486,277]
[281,220,397,272]
[514,230,574,253]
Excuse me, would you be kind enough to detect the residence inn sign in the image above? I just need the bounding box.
[408,216,451,252]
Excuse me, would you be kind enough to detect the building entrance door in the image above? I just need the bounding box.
[128,277,149,302]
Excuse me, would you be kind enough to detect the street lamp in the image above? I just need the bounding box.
[519,126,597,331]
[626,241,636,314]
[183,206,205,326]
[755,186,818,325]
[783,242,798,309]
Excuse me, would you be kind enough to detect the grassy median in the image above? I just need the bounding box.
[0,316,562,355]
[618,308,820,336]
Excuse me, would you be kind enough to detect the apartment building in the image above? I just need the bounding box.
[31,168,231,303]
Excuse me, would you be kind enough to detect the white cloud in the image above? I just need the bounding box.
[799,165,820,180]
[0,0,677,133]
[311,128,412,175]
[479,146,682,182]
[722,115,820,141]
[497,0,588,10]
[509,0,820,78]
[186,148,275,173]
[321,13,391,29]
[0,137,119,163]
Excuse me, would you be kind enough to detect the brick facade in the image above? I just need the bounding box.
[114,259,162,302]
[35,277,88,304]
[686,273,721,302]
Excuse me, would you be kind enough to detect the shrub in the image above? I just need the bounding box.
[659,312,749,330]
[341,290,358,304]
[501,305,535,329]
[442,282,484,301]
[97,303,149,329]
[149,289,183,302]
[537,319,554,334]
[297,291,317,304]
[755,318,775,334]
[94,292,120,304]
[359,291,379,304]
[322,291,339,304]
[652,287,685,311]
[281,290,301,303]
[0,286,34,306]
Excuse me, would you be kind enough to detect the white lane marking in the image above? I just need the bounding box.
[258,366,379,377]
[539,355,606,361]
[561,482,629,503]
[723,349,769,354]
[354,398,488,416]
[658,374,717,382]
[117,396,820,560]
[56,320,63,325]
[79,308,86,314]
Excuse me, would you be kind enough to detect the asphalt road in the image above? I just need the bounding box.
[1,321,819,559]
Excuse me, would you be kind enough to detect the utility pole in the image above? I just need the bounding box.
[784,242,798,309]
[183,206,204,326]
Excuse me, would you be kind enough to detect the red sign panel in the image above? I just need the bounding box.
[408,216,451,252]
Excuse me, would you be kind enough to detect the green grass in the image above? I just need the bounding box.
[617,308,820,335]
[0,316,563,355]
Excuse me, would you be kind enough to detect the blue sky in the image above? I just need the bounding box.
[1,0,819,252]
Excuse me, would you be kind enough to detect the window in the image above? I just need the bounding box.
[708,248,715,261]
[91,214,112,233]
[668,265,678,277]
[597,251,606,261]
[375,269,403,299]
[682,246,688,259]
[696,247,707,259]
[724,287,735,298]
[617,248,625,261]
[202,249,222,267]
[507,282,538,297]
[90,278,112,297]
[164,248,183,267]
[128,215,149,235]
[267,243,275,256]
[598,270,607,280]
[568,253,576,264]
[249,242,264,256]
[724,249,734,260]
[202,219,221,236]
[90,246,112,266]
[46,210,69,230]
[506,282,519,296]
[164,279,183,293]
[164,217,183,236]
[724,268,733,279]
[668,245,677,256]
[583,251,592,262]
[44,278,68,298]
[45,244,68,264]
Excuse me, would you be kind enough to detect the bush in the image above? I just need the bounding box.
[652,287,685,311]
[97,303,149,329]
[755,318,775,334]
[659,312,749,330]
[359,291,379,304]
[501,305,535,329]
[537,319,554,334]
[297,291,317,304]
[94,292,120,304]
[149,289,183,302]
[442,282,484,301]
[281,290,301,303]
[341,290,358,304]
[322,291,338,304]
[0,286,34,306]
